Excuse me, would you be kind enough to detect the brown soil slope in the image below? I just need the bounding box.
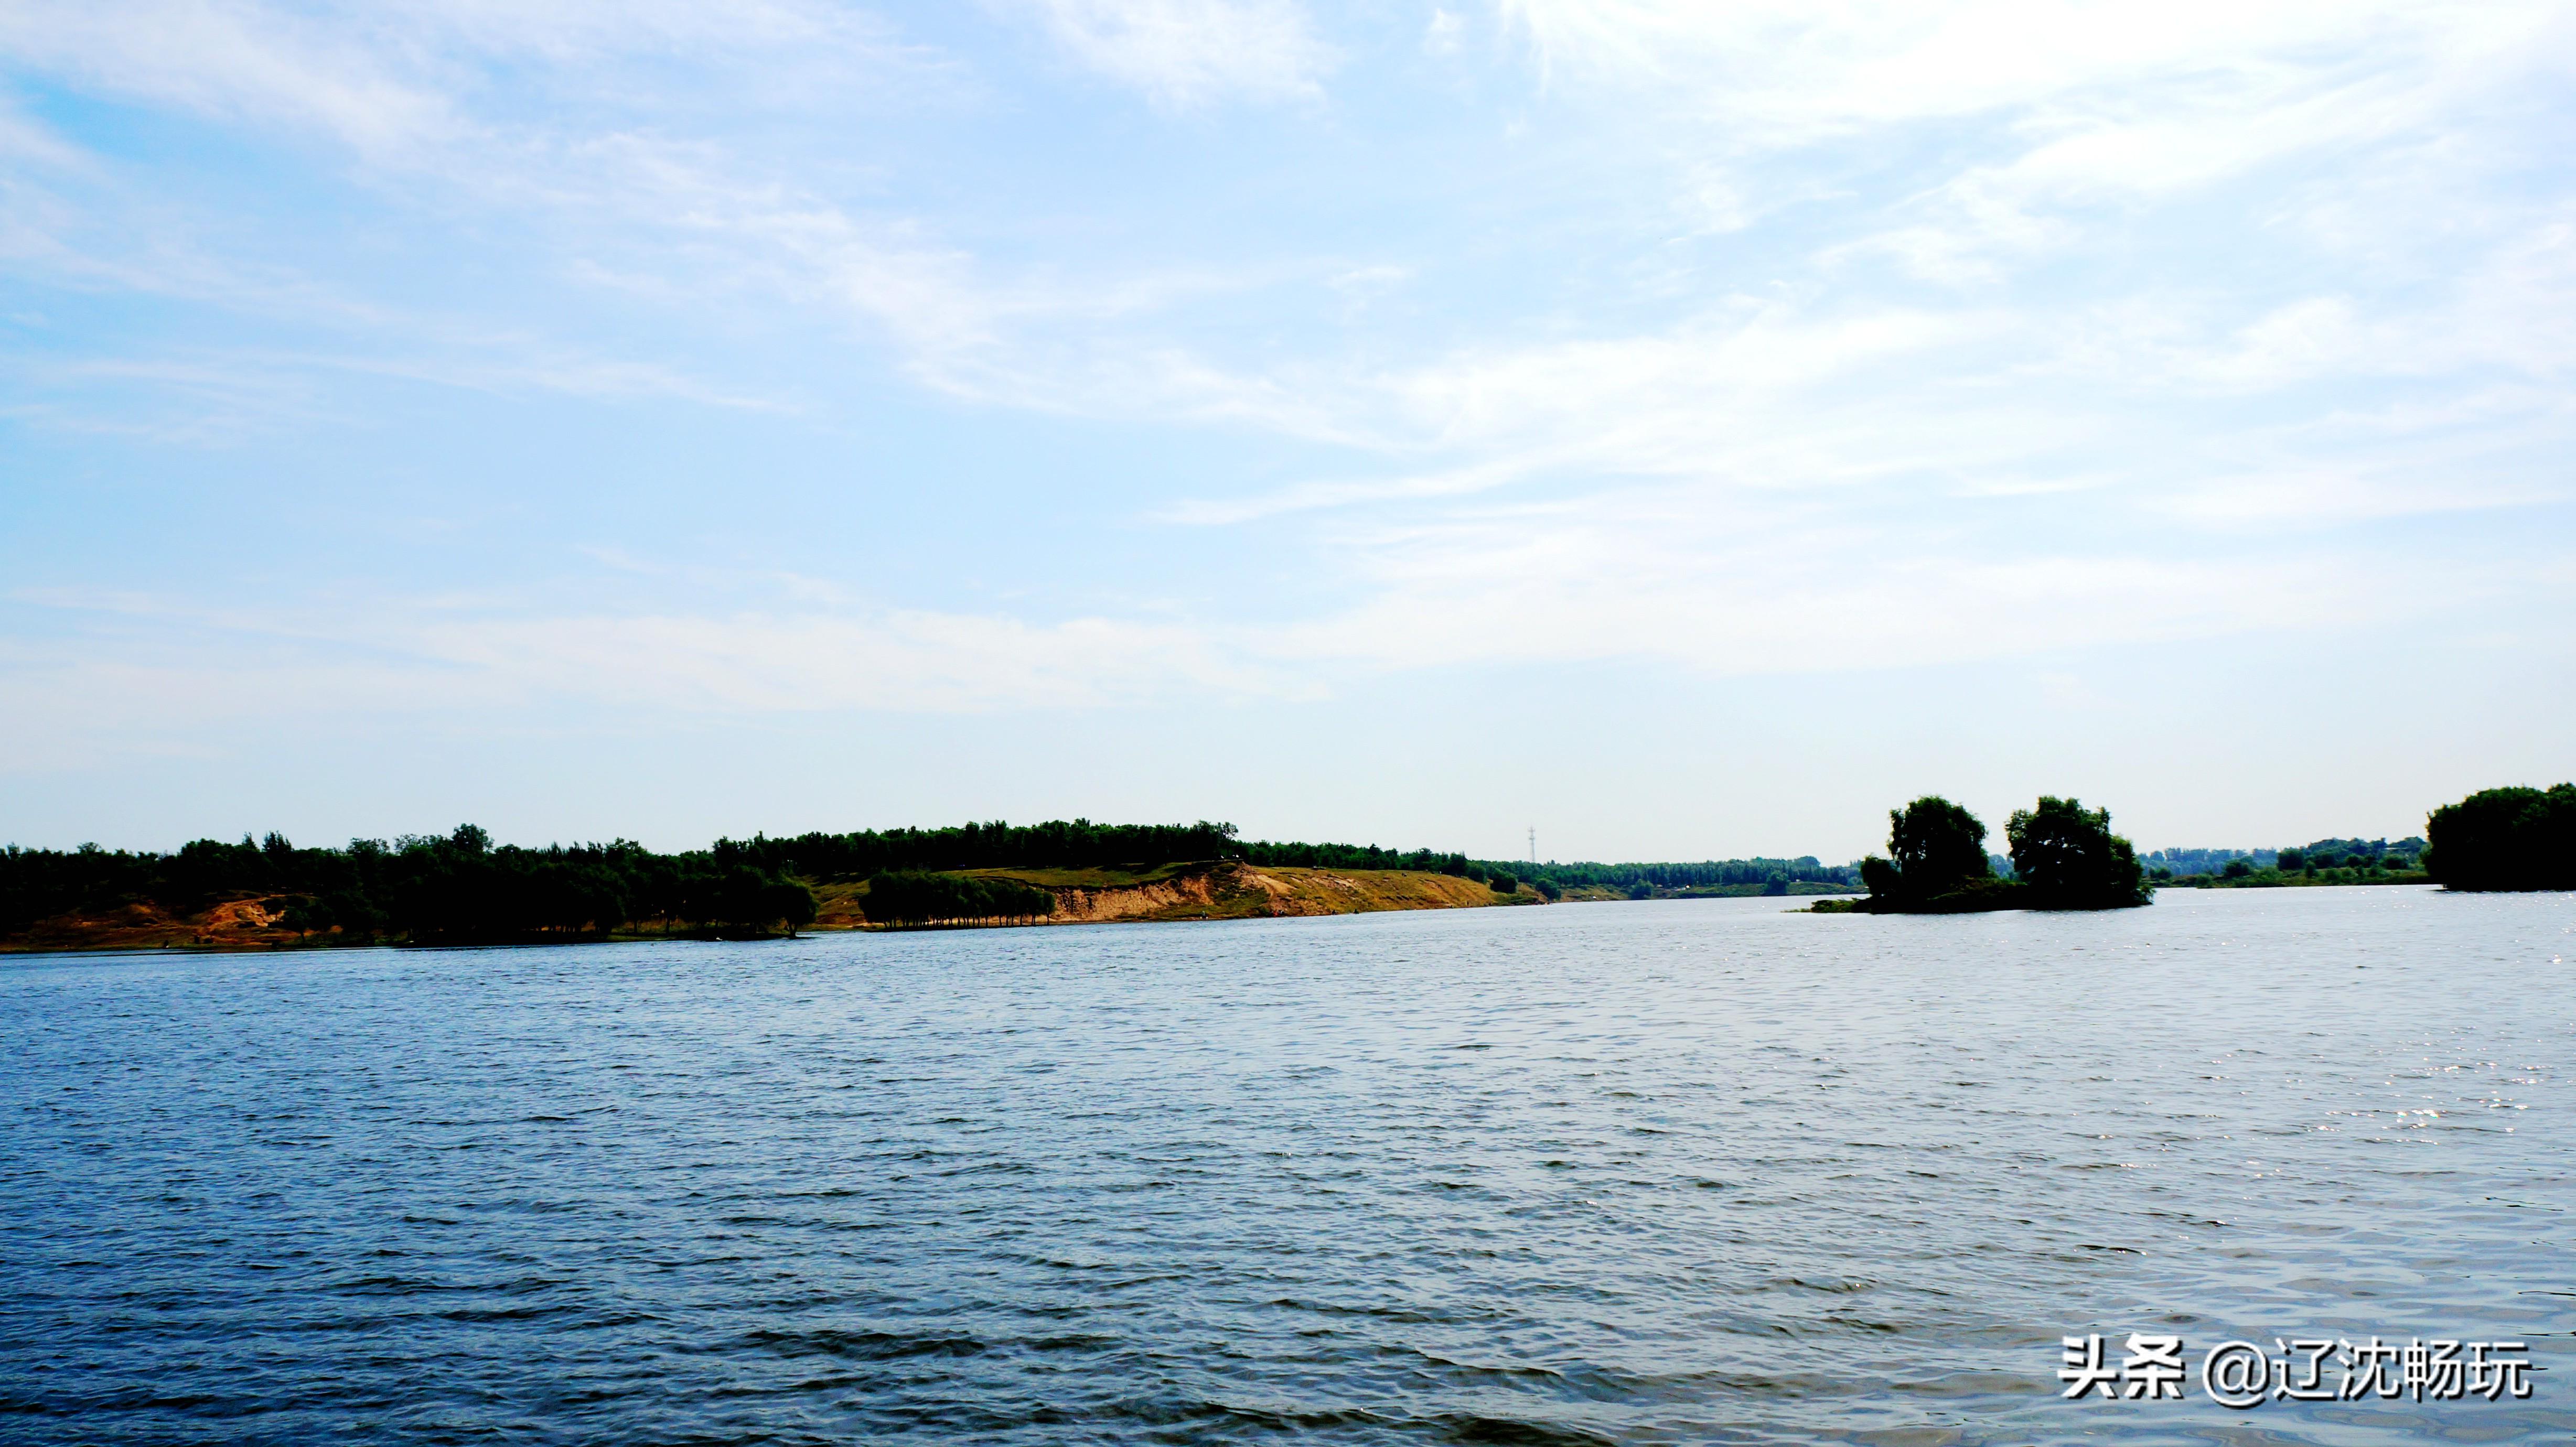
[811,862,1509,929]
[2,896,300,953]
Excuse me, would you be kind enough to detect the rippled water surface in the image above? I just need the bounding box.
[4,886,2570,1444]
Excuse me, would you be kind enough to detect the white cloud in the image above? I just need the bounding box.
[415,609,1303,712]
[2152,466,2554,529]
[1007,0,1332,106]
[1498,0,2572,286]
[1492,1,2560,131]
[1263,490,2379,677]
[1161,461,1525,525]
[0,586,1316,767]
[1424,7,1464,58]
[0,0,918,155]
[0,0,461,158]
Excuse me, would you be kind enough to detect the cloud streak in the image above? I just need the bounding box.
[1006,0,1332,106]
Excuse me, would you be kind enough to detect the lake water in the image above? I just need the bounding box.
[3,886,2569,1444]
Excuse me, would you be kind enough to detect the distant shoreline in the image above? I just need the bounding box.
[2,862,1522,953]
[0,823,1867,954]
[0,861,1885,954]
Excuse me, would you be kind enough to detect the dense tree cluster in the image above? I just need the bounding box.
[1243,840,1472,873]
[860,871,1057,925]
[1885,796,1994,898]
[2006,797,2150,908]
[0,826,815,942]
[1857,797,2006,911]
[1856,794,2147,912]
[714,819,1248,879]
[2427,784,2576,892]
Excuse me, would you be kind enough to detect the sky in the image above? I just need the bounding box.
[3,0,2571,863]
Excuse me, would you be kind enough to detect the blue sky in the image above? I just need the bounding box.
[3,0,2571,861]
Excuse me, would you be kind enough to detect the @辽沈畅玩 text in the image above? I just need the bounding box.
[2057,1334,2532,1409]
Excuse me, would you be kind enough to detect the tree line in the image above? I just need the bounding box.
[709,819,1247,880]
[703,819,1858,895]
[860,871,1057,925]
[1241,840,1472,873]
[1492,856,1855,895]
[2143,837,2428,879]
[0,826,815,943]
[21,790,2558,947]
[1,811,1899,945]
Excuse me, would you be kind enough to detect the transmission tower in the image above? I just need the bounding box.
[1528,826,1537,865]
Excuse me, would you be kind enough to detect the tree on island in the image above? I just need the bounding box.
[1894,797,1992,892]
[2425,784,2576,891]
[1857,796,1999,909]
[2006,796,2150,909]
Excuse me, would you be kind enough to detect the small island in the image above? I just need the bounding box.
[1815,794,2151,913]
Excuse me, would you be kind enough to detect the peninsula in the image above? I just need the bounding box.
[0,818,1859,952]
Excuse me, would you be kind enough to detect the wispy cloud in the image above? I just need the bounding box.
[1264,492,2418,677]
[3,0,2571,773]
[1005,0,1332,106]
[2,582,1317,768]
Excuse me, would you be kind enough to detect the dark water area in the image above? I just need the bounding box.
[3,886,2569,1444]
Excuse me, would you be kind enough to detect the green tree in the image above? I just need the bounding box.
[280,895,333,938]
[1857,855,1897,896]
[1882,796,1992,901]
[762,878,819,934]
[861,871,1054,925]
[2426,784,2576,891]
[2006,797,2149,909]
